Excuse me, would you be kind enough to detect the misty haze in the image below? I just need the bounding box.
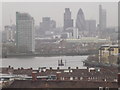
[1,2,119,89]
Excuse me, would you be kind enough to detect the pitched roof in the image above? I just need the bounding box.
[8,80,118,88]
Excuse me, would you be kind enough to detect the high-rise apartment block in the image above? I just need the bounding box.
[16,12,35,53]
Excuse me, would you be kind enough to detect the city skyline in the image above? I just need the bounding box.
[2,2,118,28]
[1,2,119,88]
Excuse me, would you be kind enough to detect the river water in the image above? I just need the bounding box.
[1,56,88,69]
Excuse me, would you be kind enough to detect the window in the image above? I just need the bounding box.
[99,87,103,90]
[70,77,73,80]
[105,87,109,90]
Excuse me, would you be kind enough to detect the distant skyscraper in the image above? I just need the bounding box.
[3,25,16,42]
[73,28,79,39]
[50,20,56,29]
[16,12,35,53]
[40,17,51,32]
[99,5,106,31]
[76,8,86,32]
[64,8,73,30]
[86,20,96,36]
[4,25,12,42]
[40,17,56,33]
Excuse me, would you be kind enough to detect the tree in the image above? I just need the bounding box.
[87,55,99,62]
[108,55,118,64]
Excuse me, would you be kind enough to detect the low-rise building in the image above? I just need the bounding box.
[1,66,118,89]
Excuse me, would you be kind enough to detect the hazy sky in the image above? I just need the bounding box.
[2,2,118,28]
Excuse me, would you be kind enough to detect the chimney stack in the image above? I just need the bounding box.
[76,67,78,69]
[30,68,33,70]
[50,67,52,70]
[32,71,37,81]
[21,67,24,70]
[8,65,11,69]
[57,67,60,70]
[56,72,61,81]
[68,67,71,70]
[11,67,14,69]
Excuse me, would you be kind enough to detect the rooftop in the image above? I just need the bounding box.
[8,80,118,88]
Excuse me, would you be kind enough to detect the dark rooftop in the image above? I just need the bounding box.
[8,80,118,88]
